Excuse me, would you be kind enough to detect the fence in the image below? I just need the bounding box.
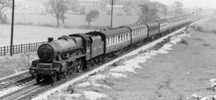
[0,42,45,56]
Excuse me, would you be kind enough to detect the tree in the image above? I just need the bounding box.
[137,2,160,23]
[99,0,109,13]
[123,1,132,15]
[154,2,168,18]
[86,10,99,26]
[69,0,80,12]
[46,0,69,27]
[172,1,184,17]
[0,0,12,24]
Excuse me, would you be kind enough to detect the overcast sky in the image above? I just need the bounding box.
[152,0,216,9]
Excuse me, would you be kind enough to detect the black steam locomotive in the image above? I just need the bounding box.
[30,16,194,83]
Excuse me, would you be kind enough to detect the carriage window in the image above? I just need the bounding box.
[110,37,112,44]
[108,38,111,46]
[120,34,122,41]
[115,36,117,43]
[113,36,115,44]
[125,34,127,40]
[140,29,142,34]
[116,35,118,43]
[108,38,109,45]
[110,37,112,46]
[139,29,141,35]
[106,39,108,46]
[116,36,118,43]
[107,38,109,46]
[109,38,111,46]
[114,36,116,44]
[121,34,123,41]
[112,37,114,45]
[117,35,119,43]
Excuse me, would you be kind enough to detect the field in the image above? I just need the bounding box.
[0,53,37,78]
[0,0,138,46]
[14,14,138,27]
[13,0,138,27]
[191,17,216,33]
[0,24,91,46]
[0,13,137,46]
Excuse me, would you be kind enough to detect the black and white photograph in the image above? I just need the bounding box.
[0,0,215,100]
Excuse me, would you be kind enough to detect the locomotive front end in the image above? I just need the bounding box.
[30,63,60,75]
[30,36,84,83]
[29,43,61,81]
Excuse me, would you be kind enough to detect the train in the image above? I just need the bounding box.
[29,16,195,83]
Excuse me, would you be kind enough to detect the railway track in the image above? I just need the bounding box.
[0,27,188,100]
[0,71,29,85]
[0,80,36,100]
[0,71,33,94]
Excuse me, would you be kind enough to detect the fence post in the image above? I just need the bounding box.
[4,46,6,56]
[20,44,23,53]
[28,44,31,52]
[11,45,14,55]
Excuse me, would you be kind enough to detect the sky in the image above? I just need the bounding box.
[152,0,216,9]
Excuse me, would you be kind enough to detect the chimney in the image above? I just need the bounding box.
[48,37,54,42]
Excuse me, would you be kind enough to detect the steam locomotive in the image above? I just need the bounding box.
[30,16,195,83]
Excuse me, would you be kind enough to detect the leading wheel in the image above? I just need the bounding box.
[51,75,57,86]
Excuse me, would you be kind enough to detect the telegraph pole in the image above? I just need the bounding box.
[110,0,114,28]
[10,0,15,56]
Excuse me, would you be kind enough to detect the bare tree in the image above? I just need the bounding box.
[137,2,160,23]
[0,0,12,24]
[99,0,108,14]
[123,1,133,15]
[172,1,184,17]
[86,10,99,26]
[154,2,168,18]
[46,0,69,27]
[69,0,80,12]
